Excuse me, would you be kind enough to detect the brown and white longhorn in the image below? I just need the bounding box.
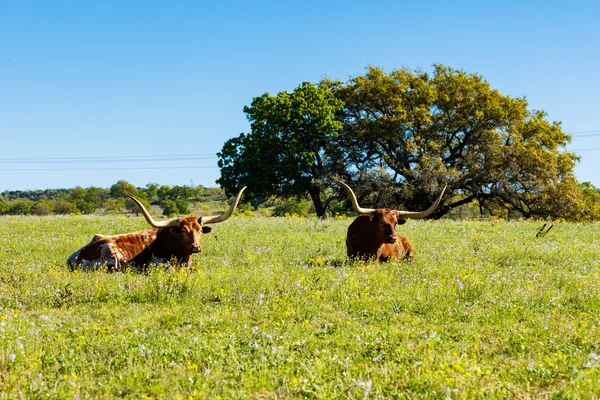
[67,187,247,270]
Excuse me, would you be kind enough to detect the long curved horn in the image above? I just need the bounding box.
[126,195,180,228]
[395,185,447,219]
[201,186,247,224]
[338,182,377,215]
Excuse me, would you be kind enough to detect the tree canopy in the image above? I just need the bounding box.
[217,82,343,217]
[326,65,580,219]
[0,181,222,217]
[218,64,594,220]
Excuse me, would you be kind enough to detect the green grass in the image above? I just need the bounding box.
[1,215,599,398]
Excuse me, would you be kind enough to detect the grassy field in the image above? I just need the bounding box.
[0,215,599,399]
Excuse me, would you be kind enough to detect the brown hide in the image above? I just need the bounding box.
[67,187,246,270]
[339,182,446,262]
[67,229,158,269]
[67,218,212,270]
[346,211,413,262]
[128,217,212,268]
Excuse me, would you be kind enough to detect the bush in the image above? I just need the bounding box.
[74,199,95,214]
[0,200,8,215]
[54,200,79,214]
[105,198,126,214]
[174,199,190,214]
[161,200,179,216]
[31,200,56,216]
[8,199,35,215]
[125,196,152,215]
[272,198,312,217]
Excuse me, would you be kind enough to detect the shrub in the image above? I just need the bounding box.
[74,199,95,214]
[8,199,34,215]
[174,199,190,214]
[161,199,179,216]
[31,200,56,216]
[54,200,79,214]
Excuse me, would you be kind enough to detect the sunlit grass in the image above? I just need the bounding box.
[0,215,599,398]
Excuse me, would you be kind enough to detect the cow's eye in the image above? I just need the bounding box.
[170,227,183,235]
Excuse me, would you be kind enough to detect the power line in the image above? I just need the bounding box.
[569,130,600,135]
[0,153,218,163]
[0,156,218,165]
[0,166,219,171]
[570,133,600,138]
[571,148,600,152]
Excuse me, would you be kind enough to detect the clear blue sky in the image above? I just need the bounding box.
[1,0,599,191]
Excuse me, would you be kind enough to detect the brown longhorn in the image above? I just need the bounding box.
[339,182,446,261]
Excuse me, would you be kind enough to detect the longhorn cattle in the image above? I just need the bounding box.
[339,182,447,262]
[67,187,247,270]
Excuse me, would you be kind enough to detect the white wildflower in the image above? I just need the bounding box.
[356,379,372,399]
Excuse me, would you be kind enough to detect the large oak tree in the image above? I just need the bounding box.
[218,65,590,220]
[325,65,581,219]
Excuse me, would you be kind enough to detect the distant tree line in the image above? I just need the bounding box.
[218,64,600,221]
[0,181,227,217]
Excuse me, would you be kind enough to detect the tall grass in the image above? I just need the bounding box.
[0,215,599,398]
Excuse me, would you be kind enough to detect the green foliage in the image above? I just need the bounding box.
[125,197,152,215]
[1,215,600,397]
[157,185,172,202]
[0,181,217,216]
[109,180,139,199]
[7,199,34,215]
[31,200,56,216]
[83,186,108,208]
[272,197,313,217]
[576,182,600,221]
[174,199,190,214]
[161,199,179,216]
[144,183,159,202]
[217,82,344,217]
[54,199,79,215]
[104,198,125,214]
[326,65,581,220]
[0,199,8,214]
[74,199,95,214]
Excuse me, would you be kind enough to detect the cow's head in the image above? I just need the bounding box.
[369,208,407,244]
[126,187,246,255]
[339,182,447,242]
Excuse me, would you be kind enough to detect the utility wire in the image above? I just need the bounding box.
[0,166,219,171]
[569,130,600,135]
[0,156,218,164]
[571,148,600,152]
[0,153,218,163]
[570,133,600,138]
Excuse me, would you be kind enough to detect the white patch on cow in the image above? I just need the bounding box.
[72,242,122,270]
[67,248,82,267]
[69,229,159,270]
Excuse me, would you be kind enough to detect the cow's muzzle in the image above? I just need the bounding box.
[386,235,398,244]
[190,244,201,253]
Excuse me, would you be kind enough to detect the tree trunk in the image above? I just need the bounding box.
[308,185,327,219]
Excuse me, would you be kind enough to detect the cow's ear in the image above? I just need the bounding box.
[170,227,183,235]
[397,219,407,225]
[202,226,212,234]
